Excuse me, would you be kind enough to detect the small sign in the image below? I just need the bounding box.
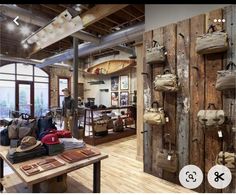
[167,155,172,161]
[218,130,223,138]
[166,117,169,122]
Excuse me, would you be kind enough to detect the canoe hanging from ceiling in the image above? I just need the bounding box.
[85,59,136,75]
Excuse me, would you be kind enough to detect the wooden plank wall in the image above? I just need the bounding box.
[143,5,236,193]
[223,5,236,193]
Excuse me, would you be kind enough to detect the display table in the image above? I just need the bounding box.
[0,145,108,193]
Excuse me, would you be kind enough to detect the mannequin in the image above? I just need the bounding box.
[61,88,75,132]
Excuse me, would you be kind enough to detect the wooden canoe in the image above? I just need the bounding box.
[85,59,136,75]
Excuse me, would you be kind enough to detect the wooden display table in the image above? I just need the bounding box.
[0,145,108,193]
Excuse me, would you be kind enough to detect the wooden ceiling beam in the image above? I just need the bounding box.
[40,4,65,14]
[81,4,129,27]
[131,4,144,14]
[103,17,119,25]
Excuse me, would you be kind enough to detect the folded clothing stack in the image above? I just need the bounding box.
[41,133,64,156]
[59,138,85,150]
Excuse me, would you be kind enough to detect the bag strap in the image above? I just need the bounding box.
[152,40,161,48]
[207,103,217,110]
[151,101,159,109]
[207,24,217,33]
[225,61,236,71]
[163,68,171,74]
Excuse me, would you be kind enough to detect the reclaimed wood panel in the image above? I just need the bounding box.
[143,30,153,174]
[176,19,190,171]
[135,43,144,162]
[189,14,206,193]
[162,23,177,183]
[204,8,223,193]
[151,27,164,178]
[223,5,236,193]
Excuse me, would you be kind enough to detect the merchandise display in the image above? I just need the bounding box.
[143,102,166,125]
[0,3,236,194]
[146,40,166,64]
[196,24,229,54]
[20,158,65,176]
[153,69,179,92]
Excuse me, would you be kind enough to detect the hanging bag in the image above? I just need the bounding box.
[153,69,179,92]
[146,40,166,64]
[196,24,228,54]
[143,101,166,125]
[197,103,225,127]
[216,61,236,91]
[156,134,178,173]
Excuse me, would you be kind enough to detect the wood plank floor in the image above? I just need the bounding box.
[3,135,193,193]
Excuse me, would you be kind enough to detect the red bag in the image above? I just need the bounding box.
[56,130,72,138]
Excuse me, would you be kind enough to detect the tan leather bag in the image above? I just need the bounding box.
[156,134,178,173]
[196,24,228,54]
[216,61,236,91]
[216,151,235,170]
[197,103,225,126]
[153,69,179,92]
[143,102,165,125]
[94,120,107,132]
[146,40,166,64]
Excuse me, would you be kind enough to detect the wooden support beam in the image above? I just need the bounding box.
[204,8,223,193]
[143,30,153,175]
[189,14,205,193]
[176,18,190,174]
[151,27,164,178]
[222,5,236,193]
[81,4,129,27]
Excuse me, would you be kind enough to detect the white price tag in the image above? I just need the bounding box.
[165,117,169,122]
[218,130,223,138]
[167,155,172,161]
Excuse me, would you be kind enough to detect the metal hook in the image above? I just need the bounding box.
[178,33,185,38]
[141,72,149,77]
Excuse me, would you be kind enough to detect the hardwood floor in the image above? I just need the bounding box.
[3,135,193,193]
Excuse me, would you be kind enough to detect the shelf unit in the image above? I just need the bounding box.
[83,105,136,145]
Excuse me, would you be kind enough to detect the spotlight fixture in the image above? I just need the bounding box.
[22,43,29,49]
[23,9,83,54]
[6,23,15,31]
[20,26,31,36]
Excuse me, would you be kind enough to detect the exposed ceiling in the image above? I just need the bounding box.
[0,4,144,65]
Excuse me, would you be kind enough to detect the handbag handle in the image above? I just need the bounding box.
[225,61,236,71]
[152,40,161,48]
[207,103,217,110]
[151,101,159,109]
[207,24,217,33]
[163,68,171,74]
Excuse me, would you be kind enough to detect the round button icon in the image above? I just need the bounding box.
[207,165,232,189]
[179,165,203,189]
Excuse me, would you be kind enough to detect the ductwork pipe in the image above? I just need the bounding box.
[37,22,144,68]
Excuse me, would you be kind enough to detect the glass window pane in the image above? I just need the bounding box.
[0,81,15,118]
[17,63,33,75]
[34,77,49,82]
[19,84,31,115]
[59,96,64,108]
[34,67,48,77]
[0,74,15,80]
[59,79,68,95]
[0,64,15,74]
[17,75,33,81]
[34,83,49,117]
